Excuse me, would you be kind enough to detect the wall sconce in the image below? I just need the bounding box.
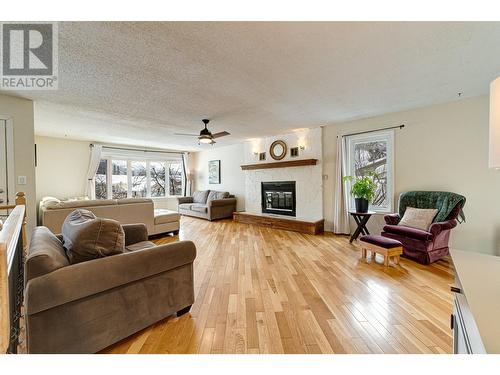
[297,139,306,151]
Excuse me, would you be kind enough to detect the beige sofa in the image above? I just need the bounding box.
[177,190,236,221]
[25,224,196,353]
[39,197,179,236]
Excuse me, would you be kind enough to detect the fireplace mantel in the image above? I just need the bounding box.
[240,158,317,170]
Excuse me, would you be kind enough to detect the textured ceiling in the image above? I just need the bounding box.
[7,22,500,150]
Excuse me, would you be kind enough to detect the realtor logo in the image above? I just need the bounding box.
[0,22,58,90]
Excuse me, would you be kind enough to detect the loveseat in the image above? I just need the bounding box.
[177,190,236,221]
[25,216,196,353]
[39,197,179,236]
[381,191,466,264]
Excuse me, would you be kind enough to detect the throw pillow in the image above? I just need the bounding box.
[398,207,438,231]
[41,196,61,208]
[192,190,209,204]
[207,191,229,202]
[62,209,125,264]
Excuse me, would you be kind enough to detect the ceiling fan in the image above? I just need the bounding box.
[174,119,230,145]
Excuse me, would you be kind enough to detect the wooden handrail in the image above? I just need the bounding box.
[15,192,27,253]
[0,192,27,353]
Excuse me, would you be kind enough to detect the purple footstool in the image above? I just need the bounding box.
[359,235,403,267]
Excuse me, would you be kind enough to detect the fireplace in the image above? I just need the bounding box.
[261,181,296,217]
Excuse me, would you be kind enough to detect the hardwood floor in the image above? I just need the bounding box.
[101,216,454,354]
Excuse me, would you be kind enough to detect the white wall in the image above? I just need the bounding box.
[35,136,90,201]
[192,144,246,211]
[243,128,323,221]
[323,95,500,255]
[0,94,36,238]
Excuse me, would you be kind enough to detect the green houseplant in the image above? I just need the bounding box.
[342,173,379,213]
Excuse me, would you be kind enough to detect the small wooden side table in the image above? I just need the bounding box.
[348,211,376,243]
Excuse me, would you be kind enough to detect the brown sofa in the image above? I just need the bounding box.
[24,224,196,354]
[177,190,236,221]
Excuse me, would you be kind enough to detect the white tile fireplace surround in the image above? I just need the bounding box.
[243,128,323,222]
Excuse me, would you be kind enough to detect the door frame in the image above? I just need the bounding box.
[0,115,15,206]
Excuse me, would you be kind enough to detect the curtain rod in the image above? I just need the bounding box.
[337,124,405,138]
[90,143,186,155]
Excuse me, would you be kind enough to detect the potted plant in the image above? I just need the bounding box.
[342,173,379,213]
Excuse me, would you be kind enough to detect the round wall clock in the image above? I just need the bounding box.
[269,140,287,160]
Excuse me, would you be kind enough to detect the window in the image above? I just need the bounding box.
[150,161,166,197]
[95,159,108,199]
[94,157,184,199]
[345,130,394,212]
[112,160,128,199]
[169,162,183,196]
[131,161,147,198]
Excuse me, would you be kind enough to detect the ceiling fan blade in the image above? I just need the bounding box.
[173,133,200,137]
[211,131,230,139]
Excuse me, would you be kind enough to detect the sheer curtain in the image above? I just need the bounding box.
[182,152,190,196]
[333,135,350,234]
[85,144,102,199]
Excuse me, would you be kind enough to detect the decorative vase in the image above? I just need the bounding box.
[355,198,369,213]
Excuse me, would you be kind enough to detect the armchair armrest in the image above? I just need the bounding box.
[429,219,457,237]
[25,240,196,315]
[122,223,148,245]
[208,198,237,207]
[384,213,400,225]
[177,196,193,204]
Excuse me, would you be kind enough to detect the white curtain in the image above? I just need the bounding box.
[85,144,102,199]
[182,152,191,196]
[333,135,350,234]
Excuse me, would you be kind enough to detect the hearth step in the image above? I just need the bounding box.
[233,212,324,235]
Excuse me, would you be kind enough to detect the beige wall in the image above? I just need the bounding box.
[192,144,246,211]
[35,136,90,201]
[323,95,500,255]
[0,94,36,238]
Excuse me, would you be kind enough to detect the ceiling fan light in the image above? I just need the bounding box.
[199,136,212,144]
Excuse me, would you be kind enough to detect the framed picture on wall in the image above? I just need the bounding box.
[209,160,221,184]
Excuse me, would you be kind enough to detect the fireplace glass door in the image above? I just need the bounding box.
[261,181,296,217]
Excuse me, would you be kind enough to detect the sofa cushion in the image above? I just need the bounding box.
[398,207,438,231]
[207,190,229,202]
[125,240,157,252]
[178,203,192,210]
[192,190,209,204]
[383,224,433,241]
[154,209,180,224]
[62,209,125,264]
[359,234,402,249]
[190,204,208,213]
[26,226,69,281]
[47,199,117,210]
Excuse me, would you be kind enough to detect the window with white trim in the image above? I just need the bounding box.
[345,130,394,213]
[95,158,184,199]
